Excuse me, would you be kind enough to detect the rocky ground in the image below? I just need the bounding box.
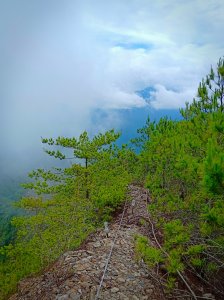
[9,185,203,300]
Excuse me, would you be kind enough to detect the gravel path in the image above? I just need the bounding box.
[10,186,165,300]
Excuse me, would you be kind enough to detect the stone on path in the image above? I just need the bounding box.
[9,186,166,300]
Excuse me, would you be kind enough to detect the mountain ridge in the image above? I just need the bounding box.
[9,185,164,300]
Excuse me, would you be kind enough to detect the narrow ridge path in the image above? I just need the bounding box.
[10,186,165,300]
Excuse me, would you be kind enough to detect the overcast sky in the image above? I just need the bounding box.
[1,0,224,175]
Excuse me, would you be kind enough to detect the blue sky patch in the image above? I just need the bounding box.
[91,106,182,146]
[115,42,154,50]
[135,86,156,101]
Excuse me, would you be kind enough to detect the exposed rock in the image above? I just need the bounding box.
[118,292,129,300]
[130,296,139,300]
[111,287,120,293]
[93,241,101,248]
[56,294,69,300]
[117,277,126,283]
[9,186,178,300]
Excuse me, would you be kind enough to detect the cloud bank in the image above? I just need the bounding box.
[0,0,224,174]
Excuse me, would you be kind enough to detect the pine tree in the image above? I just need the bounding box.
[23,129,120,199]
[135,58,224,293]
[181,57,224,119]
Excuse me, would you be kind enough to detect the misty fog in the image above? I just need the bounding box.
[1,0,223,179]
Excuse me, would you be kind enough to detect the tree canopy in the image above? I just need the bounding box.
[135,57,224,294]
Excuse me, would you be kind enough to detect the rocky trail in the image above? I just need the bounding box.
[9,186,184,300]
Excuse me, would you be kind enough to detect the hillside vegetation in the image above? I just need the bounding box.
[0,58,224,299]
[134,57,224,295]
[0,130,133,299]
[0,176,25,247]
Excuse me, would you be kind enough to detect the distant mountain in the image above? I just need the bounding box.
[118,106,182,144]
[0,174,26,220]
[91,106,182,146]
[0,175,26,245]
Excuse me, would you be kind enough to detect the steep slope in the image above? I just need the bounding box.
[10,186,195,300]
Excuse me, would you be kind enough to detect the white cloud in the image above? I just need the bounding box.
[1,0,224,173]
[149,85,195,109]
[2,0,224,115]
[100,88,146,109]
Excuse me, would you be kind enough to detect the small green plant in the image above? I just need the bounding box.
[166,276,176,291]
[139,218,147,226]
[135,235,164,267]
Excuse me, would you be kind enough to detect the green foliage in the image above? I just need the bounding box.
[0,215,17,247]
[131,116,155,150]
[22,129,121,198]
[203,137,224,194]
[166,276,176,290]
[134,57,224,290]
[0,176,26,247]
[135,235,164,267]
[180,57,224,118]
[90,146,132,218]
[186,244,205,255]
[0,129,134,299]
[0,195,94,299]
[164,220,190,250]
[166,248,184,274]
